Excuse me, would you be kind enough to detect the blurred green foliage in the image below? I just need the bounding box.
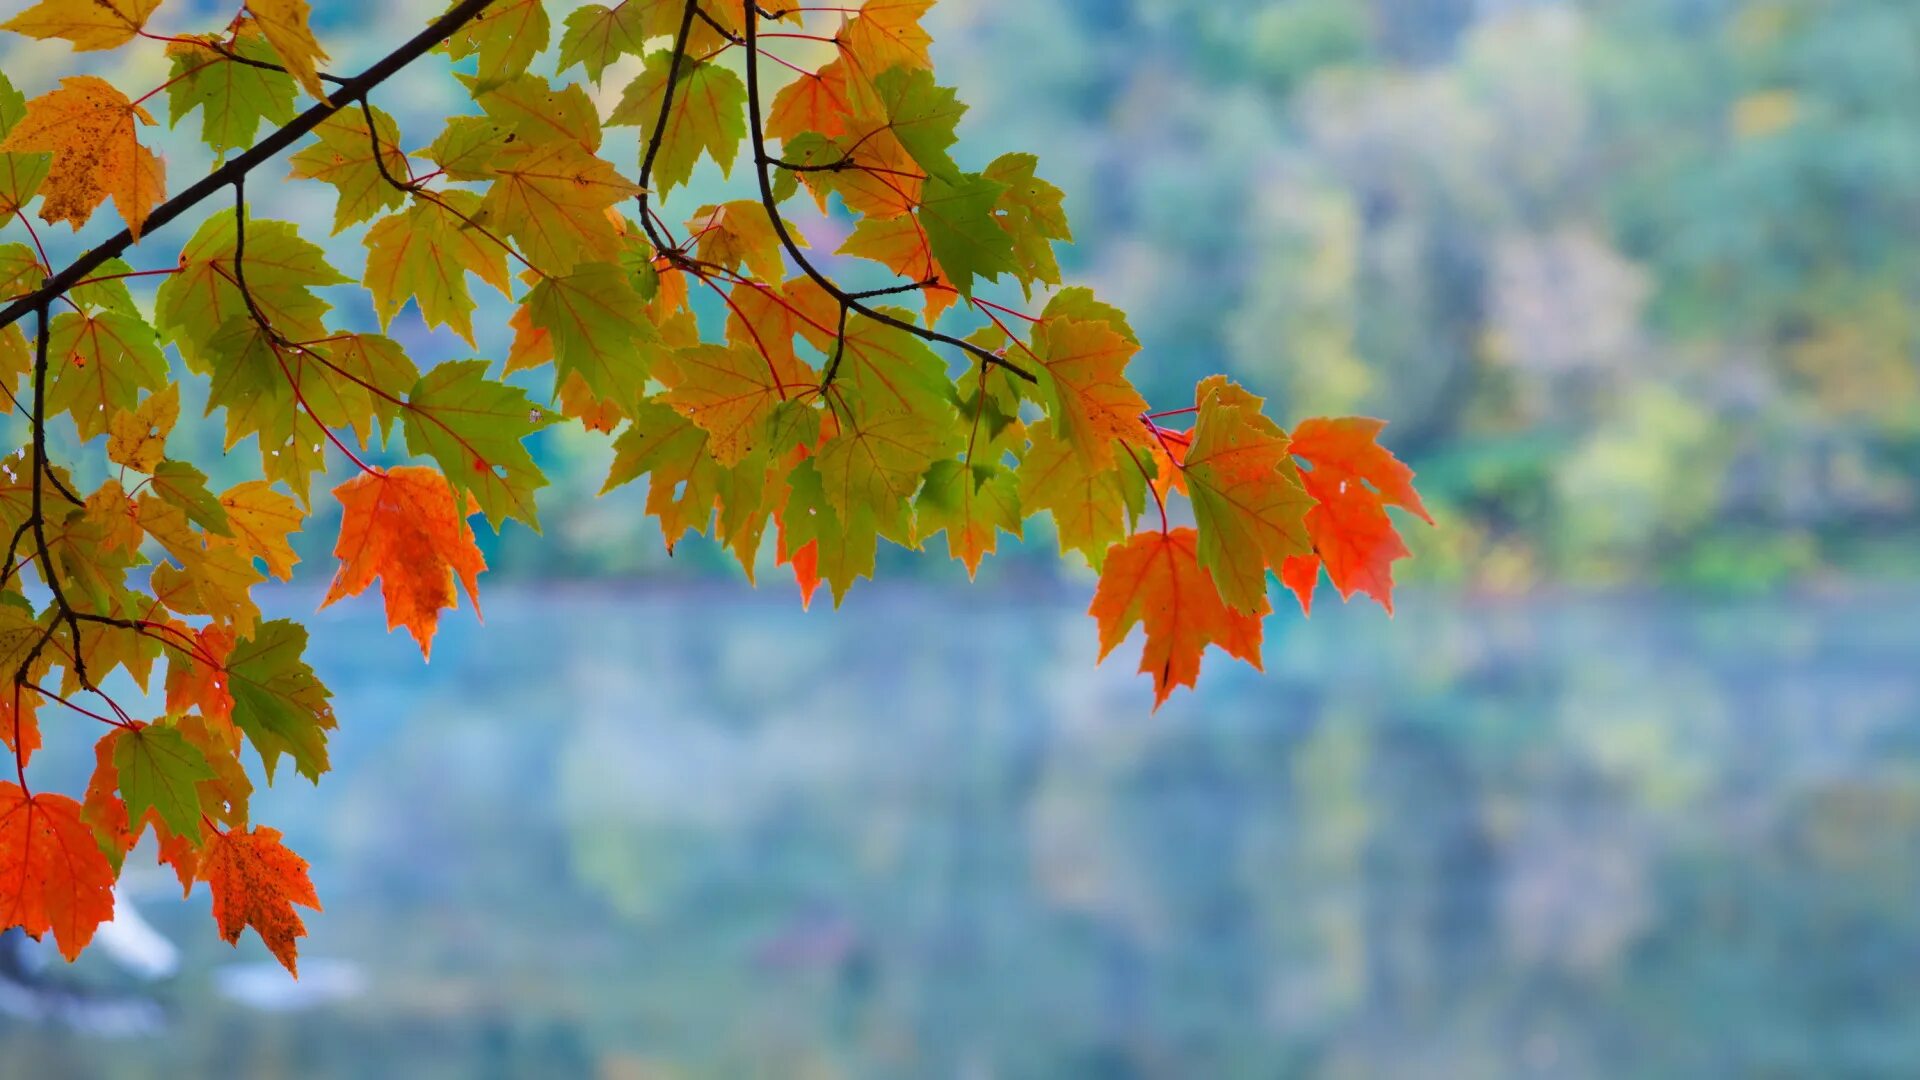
[902,0,1920,594]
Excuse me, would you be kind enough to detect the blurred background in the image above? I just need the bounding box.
[3,0,1920,1076]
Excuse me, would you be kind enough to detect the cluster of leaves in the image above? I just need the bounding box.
[0,0,1426,974]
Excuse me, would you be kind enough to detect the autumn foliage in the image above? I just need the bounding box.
[0,0,1427,973]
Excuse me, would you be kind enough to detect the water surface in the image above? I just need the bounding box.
[2,587,1917,1078]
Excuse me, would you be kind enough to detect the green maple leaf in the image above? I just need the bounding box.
[813,402,958,541]
[421,115,514,180]
[603,399,720,548]
[363,192,512,345]
[227,619,334,784]
[0,72,48,229]
[304,333,419,448]
[557,2,660,83]
[916,459,1022,576]
[1185,379,1315,614]
[166,29,296,157]
[403,360,556,530]
[45,309,167,439]
[148,460,233,537]
[287,104,411,233]
[984,152,1071,296]
[525,262,657,407]
[872,67,965,180]
[1016,420,1146,571]
[783,459,879,607]
[113,722,216,843]
[155,212,346,369]
[918,171,1016,297]
[608,51,747,193]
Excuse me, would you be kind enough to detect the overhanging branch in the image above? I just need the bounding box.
[0,0,497,334]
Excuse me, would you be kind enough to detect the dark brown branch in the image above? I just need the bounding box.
[738,5,1037,384]
[636,0,705,258]
[358,96,419,194]
[0,0,498,335]
[18,305,85,689]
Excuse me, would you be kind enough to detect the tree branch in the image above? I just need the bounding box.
[0,0,498,335]
[737,3,1037,384]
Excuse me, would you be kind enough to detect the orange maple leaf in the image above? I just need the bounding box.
[1089,528,1263,708]
[323,467,487,660]
[0,75,166,236]
[200,825,321,977]
[0,782,117,961]
[164,622,238,726]
[1289,418,1431,613]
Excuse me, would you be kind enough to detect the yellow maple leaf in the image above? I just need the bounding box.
[0,0,162,52]
[247,0,331,100]
[0,76,165,236]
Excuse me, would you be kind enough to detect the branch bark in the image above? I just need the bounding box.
[735,1,1038,384]
[0,0,497,334]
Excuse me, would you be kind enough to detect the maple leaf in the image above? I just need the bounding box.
[444,0,550,92]
[1288,417,1434,526]
[464,72,602,152]
[1183,378,1314,615]
[45,309,169,440]
[663,342,810,466]
[869,66,965,179]
[300,332,419,450]
[226,619,333,782]
[165,26,297,156]
[784,283,950,419]
[609,51,747,193]
[814,404,957,535]
[1018,421,1146,570]
[0,783,116,961]
[325,467,487,659]
[768,59,854,141]
[401,360,555,530]
[200,825,321,977]
[838,214,953,326]
[523,263,657,407]
[781,459,879,607]
[218,481,304,581]
[0,0,161,51]
[164,622,237,727]
[1089,528,1264,708]
[603,400,722,550]
[0,75,165,236]
[247,0,331,101]
[687,201,794,285]
[475,139,642,275]
[362,192,512,345]
[840,0,936,73]
[1029,316,1151,471]
[287,105,411,232]
[0,604,48,763]
[0,73,49,228]
[107,383,180,474]
[984,152,1071,296]
[111,720,217,844]
[917,171,1017,297]
[156,211,345,368]
[557,1,667,83]
[1289,417,1432,613]
[917,460,1022,577]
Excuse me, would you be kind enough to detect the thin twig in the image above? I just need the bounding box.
[738,4,1037,383]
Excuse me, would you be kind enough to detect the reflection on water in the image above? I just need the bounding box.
[3,586,1919,1078]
